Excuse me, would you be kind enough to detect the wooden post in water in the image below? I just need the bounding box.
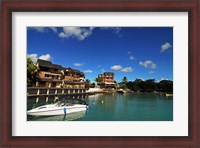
[46,89,49,103]
[36,89,40,103]
[54,89,58,101]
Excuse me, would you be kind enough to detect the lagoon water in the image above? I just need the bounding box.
[27,93,173,121]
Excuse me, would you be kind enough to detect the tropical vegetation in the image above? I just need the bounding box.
[27,57,39,86]
[122,78,173,93]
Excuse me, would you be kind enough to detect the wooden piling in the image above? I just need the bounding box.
[27,87,87,103]
[46,89,49,102]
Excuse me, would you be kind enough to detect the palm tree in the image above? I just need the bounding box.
[95,77,103,83]
[122,76,128,83]
[27,57,39,86]
[119,76,128,89]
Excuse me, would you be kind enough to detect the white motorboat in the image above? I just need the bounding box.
[116,89,126,94]
[28,111,87,121]
[86,87,103,93]
[27,98,89,116]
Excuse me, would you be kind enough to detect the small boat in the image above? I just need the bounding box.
[86,87,103,93]
[116,89,125,93]
[165,93,173,97]
[27,98,89,116]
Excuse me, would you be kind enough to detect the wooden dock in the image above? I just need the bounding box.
[27,87,87,103]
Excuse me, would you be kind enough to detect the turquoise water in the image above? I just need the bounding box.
[27,93,173,121]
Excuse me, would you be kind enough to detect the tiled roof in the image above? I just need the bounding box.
[65,67,84,75]
[37,59,52,68]
[53,64,63,70]
[104,72,114,74]
[37,59,63,69]
[72,69,80,73]
[37,59,84,75]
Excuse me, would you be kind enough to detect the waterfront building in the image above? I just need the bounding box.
[35,59,85,88]
[36,59,63,88]
[63,68,85,89]
[97,72,116,88]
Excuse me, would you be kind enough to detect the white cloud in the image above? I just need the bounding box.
[84,70,93,73]
[73,63,84,67]
[139,60,157,69]
[161,78,168,80]
[49,27,57,33]
[29,27,58,33]
[110,65,122,71]
[121,67,133,72]
[149,71,154,74]
[128,51,132,54]
[101,68,105,72]
[111,65,133,72]
[129,56,136,60]
[98,65,101,67]
[27,54,38,63]
[27,53,53,63]
[30,27,47,33]
[113,27,121,34]
[151,64,157,69]
[58,27,94,41]
[100,27,121,34]
[38,54,52,61]
[58,32,66,38]
[160,42,172,52]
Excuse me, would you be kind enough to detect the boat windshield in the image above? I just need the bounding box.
[55,98,87,106]
[38,106,47,109]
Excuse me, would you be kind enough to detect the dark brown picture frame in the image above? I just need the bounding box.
[1,0,199,147]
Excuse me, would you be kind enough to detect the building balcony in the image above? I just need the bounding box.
[38,71,62,77]
[64,76,74,81]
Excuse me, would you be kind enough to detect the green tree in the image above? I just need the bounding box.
[90,82,95,88]
[27,58,39,86]
[119,76,128,89]
[95,77,104,88]
[133,79,144,91]
[85,79,90,90]
[145,79,157,92]
[138,81,146,92]
[95,77,103,83]
[122,76,128,83]
[125,78,172,93]
[158,80,173,93]
[135,78,143,84]
[126,81,134,91]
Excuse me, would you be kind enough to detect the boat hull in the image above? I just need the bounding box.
[117,90,124,93]
[27,104,88,116]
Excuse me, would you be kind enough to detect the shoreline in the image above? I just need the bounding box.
[86,89,172,95]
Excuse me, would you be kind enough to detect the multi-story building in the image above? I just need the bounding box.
[97,72,116,88]
[63,68,85,89]
[36,59,63,88]
[35,59,85,88]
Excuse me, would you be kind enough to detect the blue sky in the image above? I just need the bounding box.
[27,27,173,82]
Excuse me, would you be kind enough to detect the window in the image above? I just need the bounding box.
[45,74,50,78]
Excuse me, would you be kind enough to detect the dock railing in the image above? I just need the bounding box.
[27,87,87,103]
